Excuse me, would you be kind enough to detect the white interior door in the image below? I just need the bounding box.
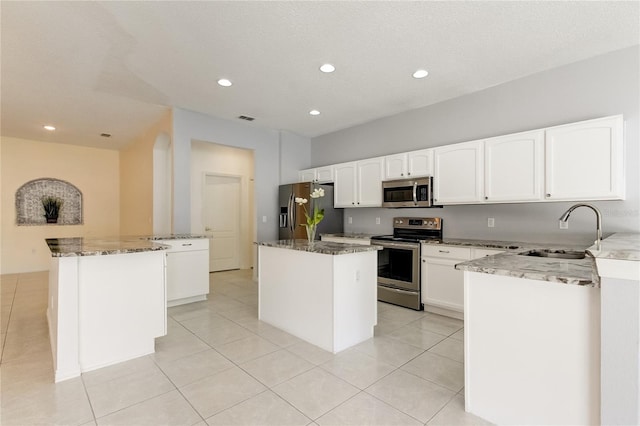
[204,175,241,272]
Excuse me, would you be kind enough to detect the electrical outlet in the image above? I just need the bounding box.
[487,217,495,228]
[376,217,381,225]
[348,216,353,224]
[262,215,267,223]
[559,220,568,229]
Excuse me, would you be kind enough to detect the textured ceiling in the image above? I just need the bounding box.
[1,1,638,150]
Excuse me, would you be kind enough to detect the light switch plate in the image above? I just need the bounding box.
[348,217,353,224]
[376,217,381,225]
[487,218,495,228]
[559,221,568,229]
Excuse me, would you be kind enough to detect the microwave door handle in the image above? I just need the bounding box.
[412,182,418,205]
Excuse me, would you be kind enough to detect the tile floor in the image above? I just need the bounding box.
[0,269,492,425]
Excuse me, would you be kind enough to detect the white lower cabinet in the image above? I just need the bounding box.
[157,238,210,307]
[421,245,503,319]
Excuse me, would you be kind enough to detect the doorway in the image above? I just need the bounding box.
[203,174,241,272]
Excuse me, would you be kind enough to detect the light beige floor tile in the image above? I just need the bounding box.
[320,349,395,390]
[216,305,257,322]
[96,389,202,426]
[216,334,279,364]
[252,323,305,347]
[179,312,233,334]
[286,341,336,365]
[84,366,176,418]
[352,336,424,367]
[408,313,464,336]
[1,326,51,362]
[1,376,94,426]
[316,392,422,426]
[5,313,49,335]
[401,352,464,392]
[427,394,494,425]
[429,337,464,362]
[378,306,426,324]
[240,349,314,387]
[168,303,214,322]
[366,369,455,423]
[1,350,54,392]
[158,348,234,387]
[82,355,159,388]
[234,293,258,307]
[152,331,211,365]
[206,390,311,426]
[385,325,447,350]
[374,317,410,336]
[179,366,266,419]
[205,295,248,313]
[451,328,464,341]
[191,321,254,347]
[273,367,359,420]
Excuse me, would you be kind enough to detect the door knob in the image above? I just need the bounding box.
[205,227,212,231]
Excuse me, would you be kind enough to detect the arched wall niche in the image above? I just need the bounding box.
[15,178,83,225]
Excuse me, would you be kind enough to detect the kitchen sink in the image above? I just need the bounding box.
[519,249,587,259]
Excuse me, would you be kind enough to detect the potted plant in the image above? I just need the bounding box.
[42,196,63,223]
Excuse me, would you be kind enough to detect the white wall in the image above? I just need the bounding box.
[279,131,311,184]
[172,108,310,242]
[312,46,640,246]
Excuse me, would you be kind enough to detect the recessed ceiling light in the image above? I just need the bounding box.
[309,110,320,116]
[43,125,56,131]
[217,78,232,87]
[412,69,429,79]
[319,64,335,73]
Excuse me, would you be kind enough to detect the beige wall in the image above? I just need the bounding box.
[119,110,172,236]
[0,137,120,274]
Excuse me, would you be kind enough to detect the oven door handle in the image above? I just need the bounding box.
[412,181,418,205]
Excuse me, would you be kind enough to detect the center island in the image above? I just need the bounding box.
[258,240,381,353]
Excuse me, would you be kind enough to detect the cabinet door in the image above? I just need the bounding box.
[433,140,484,204]
[333,162,357,207]
[165,250,209,302]
[545,115,624,201]
[299,168,316,183]
[407,149,433,177]
[484,130,544,202]
[357,157,384,207]
[384,154,407,180]
[315,166,334,183]
[421,257,464,312]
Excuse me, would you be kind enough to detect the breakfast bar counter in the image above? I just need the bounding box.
[258,240,381,353]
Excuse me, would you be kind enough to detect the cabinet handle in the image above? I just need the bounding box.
[182,243,193,246]
[407,172,411,176]
[546,193,551,197]
[485,196,488,200]
[401,173,404,176]
[422,259,425,263]
[352,202,355,205]
[439,250,450,253]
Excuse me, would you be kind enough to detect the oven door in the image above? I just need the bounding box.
[373,240,420,292]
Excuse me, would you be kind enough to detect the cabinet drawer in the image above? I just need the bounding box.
[157,238,209,252]
[421,245,471,260]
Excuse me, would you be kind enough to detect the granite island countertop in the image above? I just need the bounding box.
[589,232,640,261]
[320,233,376,240]
[258,239,382,255]
[46,236,169,257]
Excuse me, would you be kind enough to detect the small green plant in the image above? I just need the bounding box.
[42,196,63,221]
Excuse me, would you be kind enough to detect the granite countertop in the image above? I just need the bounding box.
[320,233,375,239]
[140,234,208,241]
[589,233,640,261]
[46,237,169,257]
[259,240,382,255]
[455,250,598,286]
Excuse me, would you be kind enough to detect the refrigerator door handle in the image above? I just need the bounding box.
[288,194,295,233]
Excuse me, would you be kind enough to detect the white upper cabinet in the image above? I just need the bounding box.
[298,165,334,183]
[484,130,544,203]
[407,149,433,177]
[357,157,384,206]
[545,115,624,201]
[433,140,484,204]
[298,168,316,182]
[334,158,384,207]
[384,149,433,180]
[384,154,407,180]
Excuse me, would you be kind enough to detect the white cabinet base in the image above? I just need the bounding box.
[167,294,207,307]
[464,271,600,425]
[258,246,377,353]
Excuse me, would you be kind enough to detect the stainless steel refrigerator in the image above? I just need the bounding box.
[278,182,344,240]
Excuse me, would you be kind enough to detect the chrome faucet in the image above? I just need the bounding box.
[559,203,603,250]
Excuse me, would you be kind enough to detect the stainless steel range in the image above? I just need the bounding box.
[371,217,443,310]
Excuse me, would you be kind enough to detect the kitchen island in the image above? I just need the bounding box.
[456,244,600,425]
[258,240,381,353]
[46,237,168,382]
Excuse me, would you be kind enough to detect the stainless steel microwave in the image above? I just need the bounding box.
[382,177,433,208]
